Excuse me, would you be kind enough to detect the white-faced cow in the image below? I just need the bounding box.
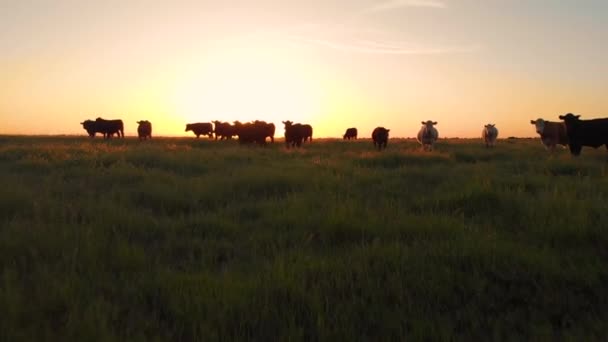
[530,118,568,151]
[417,121,438,151]
[559,113,608,156]
[482,124,498,147]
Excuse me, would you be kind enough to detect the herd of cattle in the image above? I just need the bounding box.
[80,113,608,155]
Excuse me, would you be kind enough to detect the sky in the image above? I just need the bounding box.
[1,0,607,138]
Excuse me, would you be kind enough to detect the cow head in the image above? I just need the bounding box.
[485,124,495,128]
[559,113,581,124]
[282,120,293,128]
[530,119,546,134]
[185,124,192,132]
[421,120,437,128]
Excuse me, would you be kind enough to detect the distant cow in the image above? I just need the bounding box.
[417,121,438,151]
[530,118,568,151]
[482,124,498,147]
[283,120,307,148]
[81,118,123,139]
[185,122,214,138]
[343,128,358,140]
[212,121,236,140]
[559,113,608,156]
[137,120,152,140]
[253,120,275,143]
[372,127,389,150]
[233,121,273,145]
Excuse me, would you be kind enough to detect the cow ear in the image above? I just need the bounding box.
[421,121,425,125]
[559,115,564,119]
[575,115,580,118]
[530,120,536,124]
[433,122,438,125]
[387,129,390,132]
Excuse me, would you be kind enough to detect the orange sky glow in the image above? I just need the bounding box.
[1,1,607,138]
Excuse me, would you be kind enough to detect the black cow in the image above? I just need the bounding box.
[253,120,275,143]
[283,120,307,148]
[137,120,152,140]
[81,120,98,138]
[233,121,271,145]
[559,113,608,156]
[212,121,236,140]
[343,128,358,140]
[95,118,124,138]
[185,122,214,138]
[372,127,390,150]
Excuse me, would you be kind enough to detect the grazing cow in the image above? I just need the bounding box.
[233,121,272,145]
[482,124,498,147]
[136,120,152,140]
[372,127,389,150]
[559,113,608,156]
[185,122,214,138]
[530,118,568,151]
[302,124,313,142]
[343,128,358,140]
[212,121,236,140]
[417,121,438,151]
[283,120,307,148]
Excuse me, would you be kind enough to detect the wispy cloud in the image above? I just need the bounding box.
[363,0,447,13]
[286,35,478,55]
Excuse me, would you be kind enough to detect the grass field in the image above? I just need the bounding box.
[1,135,607,341]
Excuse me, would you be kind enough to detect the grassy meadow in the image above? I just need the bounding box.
[1,135,607,341]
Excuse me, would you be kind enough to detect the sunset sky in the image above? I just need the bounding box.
[1,0,607,138]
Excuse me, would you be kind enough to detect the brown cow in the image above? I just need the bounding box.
[185,122,214,138]
[136,120,152,140]
[530,118,568,151]
[372,127,389,150]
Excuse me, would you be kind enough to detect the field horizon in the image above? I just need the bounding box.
[1,136,607,340]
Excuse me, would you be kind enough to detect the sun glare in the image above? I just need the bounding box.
[171,44,323,135]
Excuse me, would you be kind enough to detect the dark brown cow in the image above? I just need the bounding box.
[253,120,275,143]
[185,122,214,138]
[559,113,608,156]
[233,121,271,145]
[136,120,152,140]
[343,128,358,140]
[283,120,306,148]
[80,118,124,139]
[302,124,313,142]
[372,127,389,150]
[212,121,236,140]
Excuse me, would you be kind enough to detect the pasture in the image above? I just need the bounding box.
[1,136,607,341]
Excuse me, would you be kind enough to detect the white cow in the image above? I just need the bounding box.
[482,124,498,147]
[417,121,439,151]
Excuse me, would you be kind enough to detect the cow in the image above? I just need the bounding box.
[343,128,358,140]
[302,124,313,142]
[233,121,271,145]
[372,127,389,150]
[283,120,307,148]
[530,118,568,151]
[482,124,498,147]
[558,113,608,156]
[253,120,276,143]
[417,121,438,151]
[212,121,236,140]
[80,117,123,139]
[185,122,214,138]
[136,120,152,140]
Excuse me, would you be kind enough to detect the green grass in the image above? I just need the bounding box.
[1,136,607,341]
